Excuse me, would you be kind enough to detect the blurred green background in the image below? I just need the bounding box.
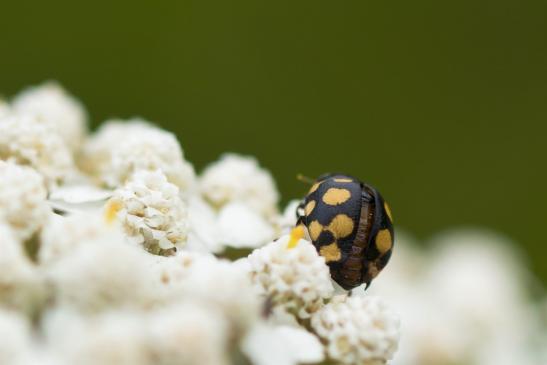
[1,1,546,282]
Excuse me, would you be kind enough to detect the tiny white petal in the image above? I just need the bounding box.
[218,202,275,249]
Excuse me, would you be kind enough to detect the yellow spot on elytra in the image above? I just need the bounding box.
[308,220,323,241]
[334,178,353,183]
[304,200,316,216]
[327,214,354,238]
[319,242,342,263]
[104,199,122,224]
[322,188,351,206]
[287,225,305,249]
[375,229,392,254]
[384,202,393,222]
[309,181,322,194]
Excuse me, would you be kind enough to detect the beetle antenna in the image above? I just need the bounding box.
[296,174,314,184]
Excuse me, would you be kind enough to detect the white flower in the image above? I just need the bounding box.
[0,114,75,188]
[0,223,46,315]
[179,257,261,336]
[43,308,149,365]
[425,230,530,330]
[217,202,276,249]
[0,161,49,241]
[311,296,400,365]
[185,196,223,253]
[247,233,334,320]
[242,324,325,365]
[418,230,536,365]
[47,183,112,215]
[12,82,88,151]
[46,234,160,313]
[108,170,188,254]
[0,309,33,365]
[200,153,279,217]
[151,252,261,336]
[368,229,539,365]
[146,303,230,365]
[80,119,195,190]
[39,213,116,265]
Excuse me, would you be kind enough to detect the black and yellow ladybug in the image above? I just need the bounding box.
[296,173,394,290]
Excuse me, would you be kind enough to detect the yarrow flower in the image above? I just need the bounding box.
[178,257,261,336]
[0,82,410,365]
[43,308,150,365]
[146,303,231,365]
[242,324,325,365]
[311,296,400,365]
[185,196,224,253]
[0,223,46,315]
[217,202,276,249]
[107,169,188,255]
[45,231,160,313]
[200,153,279,217]
[0,114,75,188]
[39,213,118,265]
[246,232,334,320]
[0,161,49,241]
[12,82,88,151]
[80,119,195,190]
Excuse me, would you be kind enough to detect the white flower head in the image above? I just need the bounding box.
[247,232,334,320]
[0,223,46,315]
[146,303,230,365]
[425,229,530,329]
[412,229,536,365]
[242,324,325,365]
[12,82,88,151]
[0,114,75,189]
[46,233,160,313]
[43,308,149,365]
[39,212,117,265]
[0,161,49,241]
[311,296,400,365]
[185,196,223,253]
[108,169,188,255]
[0,309,33,365]
[80,119,195,190]
[200,153,279,217]
[217,202,276,249]
[179,257,262,336]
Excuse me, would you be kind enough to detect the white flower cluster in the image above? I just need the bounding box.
[311,296,400,365]
[0,223,46,316]
[0,161,49,241]
[200,153,279,217]
[0,113,76,188]
[80,119,195,191]
[109,169,188,254]
[246,234,334,320]
[0,82,405,365]
[12,82,88,151]
[367,230,547,365]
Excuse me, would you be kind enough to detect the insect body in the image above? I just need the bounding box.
[296,173,394,290]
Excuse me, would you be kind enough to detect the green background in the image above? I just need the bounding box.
[1,1,546,283]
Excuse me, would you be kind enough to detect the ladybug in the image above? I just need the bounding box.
[296,173,394,290]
